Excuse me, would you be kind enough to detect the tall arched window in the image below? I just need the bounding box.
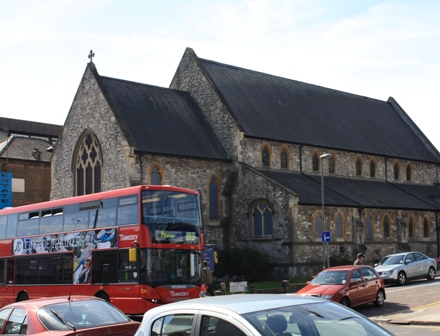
[394,163,399,180]
[281,149,288,169]
[408,216,414,238]
[365,215,372,239]
[262,147,270,167]
[383,216,390,238]
[356,158,362,176]
[312,153,319,172]
[315,213,322,239]
[151,167,161,185]
[209,176,219,221]
[336,213,343,239]
[74,131,102,196]
[147,163,164,185]
[423,218,429,238]
[370,160,376,178]
[329,155,335,173]
[406,164,412,181]
[252,203,272,237]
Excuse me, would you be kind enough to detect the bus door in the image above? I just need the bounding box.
[0,259,15,307]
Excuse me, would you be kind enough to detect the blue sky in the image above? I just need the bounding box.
[1,0,439,149]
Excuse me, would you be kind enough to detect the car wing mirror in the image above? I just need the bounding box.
[350,280,359,286]
[373,263,378,267]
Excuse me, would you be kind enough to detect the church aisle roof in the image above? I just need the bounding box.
[197,56,440,163]
[258,169,440,211]
[100,76,230,161]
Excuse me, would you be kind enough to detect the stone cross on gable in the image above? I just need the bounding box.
[88,50,95,63]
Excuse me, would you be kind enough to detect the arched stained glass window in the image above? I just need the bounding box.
[408,217,414,238]
[315,214,322,239]
[281,149,288,168]
[312,153,318,172]
[336,213,343,239]
[370,160,376,178]
[383,216,390,238]
[406,165,411,181]
[366,215,372,239]
[151,167,161,185]
[209,177,219,221]
[356,158,362,176]
[423,218,429,238]
[253,203,272,237]
[262,147,269,167]
[394,163,399,180]
[75,132,102,196]
[329,156,335,173]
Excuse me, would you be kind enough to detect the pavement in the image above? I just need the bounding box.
[371,301,440,326]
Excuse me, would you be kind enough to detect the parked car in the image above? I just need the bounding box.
[295,265,385,308]
[134,294,395,336]
[374,251,437,285]
[0,295,140,335]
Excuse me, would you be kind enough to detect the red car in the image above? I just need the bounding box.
[296,265,386,308]
[0,296,140,335]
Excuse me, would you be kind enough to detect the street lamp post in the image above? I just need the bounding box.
[320,153,332,269]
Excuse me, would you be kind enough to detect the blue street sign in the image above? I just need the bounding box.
[322,231,330,242]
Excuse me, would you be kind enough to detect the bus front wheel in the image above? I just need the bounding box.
[95,291,110,302]
[17,292,29,302]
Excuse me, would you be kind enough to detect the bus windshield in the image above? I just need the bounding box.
[140,249,201,285]
[142,190,201,245]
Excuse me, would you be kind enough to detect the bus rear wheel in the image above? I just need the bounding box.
[17,292,29,302]
[96,291,110,302]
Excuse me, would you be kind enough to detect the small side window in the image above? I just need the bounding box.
[152,314,194,336]
[4,308,26,334]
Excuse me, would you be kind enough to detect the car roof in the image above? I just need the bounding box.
[3,296,102,309]
[320,265,372,271]
[385,252,419,257]
[144,294,326,316]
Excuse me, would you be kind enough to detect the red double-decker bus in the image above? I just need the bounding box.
[0,185,204,315]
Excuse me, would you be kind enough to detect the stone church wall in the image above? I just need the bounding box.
[170,50,241,161]
[51,67,133,199]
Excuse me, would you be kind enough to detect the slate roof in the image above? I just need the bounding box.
[197,57,440,163]
[0,136,53,161]
[98,75,230,161]
[257,169,440,211]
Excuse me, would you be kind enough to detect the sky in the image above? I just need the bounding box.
[1,0,439,149]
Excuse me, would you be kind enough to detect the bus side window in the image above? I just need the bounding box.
[117,204,138,225]
[0,216,7,239]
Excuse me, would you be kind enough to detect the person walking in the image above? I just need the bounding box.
[203,260,215,296]
[354,253,365,265]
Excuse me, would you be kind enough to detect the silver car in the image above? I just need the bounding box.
[374,251,437,285]
[134,294,395,336]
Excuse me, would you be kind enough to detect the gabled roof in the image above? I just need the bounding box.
[95,74,229,161]
[195,53,440,163]
[0,136,52,161]
[256,169,440,211]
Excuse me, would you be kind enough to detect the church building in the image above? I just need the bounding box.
[50,48,440,278]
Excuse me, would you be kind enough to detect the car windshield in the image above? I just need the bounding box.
[243,301,393,336]
[310,270,349,285]
[377,255,405,266]
[38,299,131,331]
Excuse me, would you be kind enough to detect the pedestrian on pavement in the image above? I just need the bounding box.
[354,253,365,265]
[203,260,215,296]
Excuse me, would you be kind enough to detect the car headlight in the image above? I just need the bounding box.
[320,295,334,299]
[380,271,392,276]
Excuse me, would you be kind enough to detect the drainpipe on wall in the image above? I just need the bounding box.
[299,145,304,174]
